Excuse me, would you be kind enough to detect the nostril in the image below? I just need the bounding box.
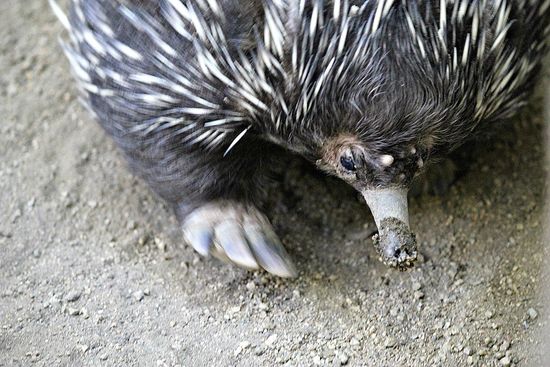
[394,248,401,258]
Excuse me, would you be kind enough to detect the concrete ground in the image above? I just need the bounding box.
[1,1,549,366]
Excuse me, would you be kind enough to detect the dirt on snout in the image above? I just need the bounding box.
[1,1,549,366]
[372,217,417,270]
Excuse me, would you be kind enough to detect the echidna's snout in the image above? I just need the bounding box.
[362,188,417,269]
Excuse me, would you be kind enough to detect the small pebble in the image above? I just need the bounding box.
[138,235,149,246]
[132,290,144,302]
[67,307,80,316]
[384,337,396,348]
[245,281,256,291]
[265,334,277,346]
[499,356,511,366]
[228,305,241,314]
[527,308,538,320]
[77,344,89,353]
[336,352,349,365]
[239,341,250,349]
[233,341,250,357]
[65,290,81,303]
[180,261,189,273]
[500,341,510,352]
[154,237,166,251]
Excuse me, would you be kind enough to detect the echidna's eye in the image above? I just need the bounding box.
[340,155,356,171]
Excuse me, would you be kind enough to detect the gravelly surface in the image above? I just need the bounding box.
[1,1,549,366]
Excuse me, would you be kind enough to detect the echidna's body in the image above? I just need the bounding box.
[52,0,550,276]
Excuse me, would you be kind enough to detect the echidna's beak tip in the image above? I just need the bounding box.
[362,187,417,269]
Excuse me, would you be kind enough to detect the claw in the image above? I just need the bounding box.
[243,220,297,278]
[214,220,259,270]
[182,202,295,277]
[183,226,212,257]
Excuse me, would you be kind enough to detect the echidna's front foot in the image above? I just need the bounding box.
[182,201,297,277]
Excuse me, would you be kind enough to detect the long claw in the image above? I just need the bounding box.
[244,220,297,278]
[182,201,296,277]
[182,225,213,257]
[214,220,259,270]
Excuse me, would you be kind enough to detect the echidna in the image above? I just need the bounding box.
[51,0,550,277]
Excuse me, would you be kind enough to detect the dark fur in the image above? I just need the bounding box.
[65,0,549,221]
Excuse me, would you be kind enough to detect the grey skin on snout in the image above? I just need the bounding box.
[362,188,417,269]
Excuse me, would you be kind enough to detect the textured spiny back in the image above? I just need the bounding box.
[53,0,550,157]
